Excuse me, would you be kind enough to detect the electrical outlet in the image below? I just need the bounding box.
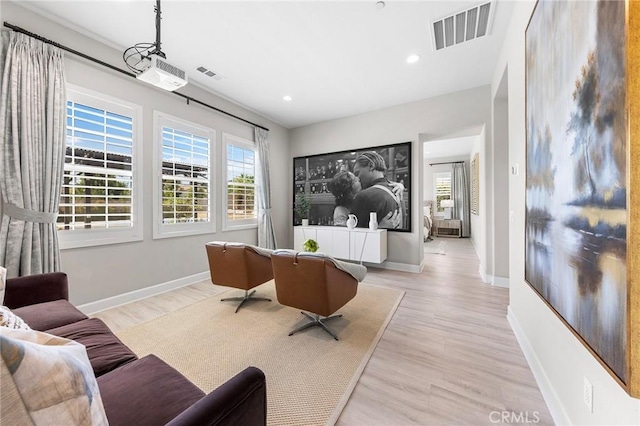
[583,377,593,412]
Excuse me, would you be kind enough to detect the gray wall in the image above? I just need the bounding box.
[2,2,291,305]
[495,1,640,424]
[289,86,492,270]
[492,71,510,283]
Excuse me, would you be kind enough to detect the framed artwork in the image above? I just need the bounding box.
[471,153,479,215]
[293,141,411,232]
[526,0,639,395]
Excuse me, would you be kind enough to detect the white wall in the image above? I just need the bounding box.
[289,86,492,271]
[495,1,640,424]
[2,2,291,305]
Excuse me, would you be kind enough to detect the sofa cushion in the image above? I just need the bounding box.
[0,306,31,330]
[3,272,69,309]
[0,328,108,426]
[13,299,88,331]
[97,354,205,426]
[46,318,138,377]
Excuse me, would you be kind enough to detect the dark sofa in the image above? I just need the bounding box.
[3,272,267,426]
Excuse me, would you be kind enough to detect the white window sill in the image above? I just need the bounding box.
[153,224,216,240]
[59,232,143,250]
[222,223,258,232]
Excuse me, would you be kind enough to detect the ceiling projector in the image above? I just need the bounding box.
[136,54,188,91]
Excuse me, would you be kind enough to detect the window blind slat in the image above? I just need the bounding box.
[59,100,135,231]
[160,126,211,225]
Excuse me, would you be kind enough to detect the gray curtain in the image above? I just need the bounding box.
[0,31,67,277]
[452,163,471,237]
[255,127,277,249]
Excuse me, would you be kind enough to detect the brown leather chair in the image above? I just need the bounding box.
[205,241,274,313]
[270,250,366,340]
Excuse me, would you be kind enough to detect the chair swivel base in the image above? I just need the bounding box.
[289,311,342,341]
[221,289,271,313]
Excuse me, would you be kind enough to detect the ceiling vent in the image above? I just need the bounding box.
[431,1,494,51]
[196,66,223,81]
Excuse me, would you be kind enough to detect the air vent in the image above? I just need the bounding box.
[432,2,494,51]
[156,57,186,80]
[196,65,223,81]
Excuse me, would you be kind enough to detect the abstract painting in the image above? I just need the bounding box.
[525,0,629,386]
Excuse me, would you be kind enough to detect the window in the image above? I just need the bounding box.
[153,112,215,239]
[434,172,452,214]
[58,86,142,249]
[223,133,257,230]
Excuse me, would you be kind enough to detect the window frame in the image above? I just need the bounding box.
[433,171,452,217]
[153,111,216,239]
[58,85,143,250]
[222,133,258,231]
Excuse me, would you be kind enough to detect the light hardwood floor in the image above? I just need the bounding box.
[94,237,553,426]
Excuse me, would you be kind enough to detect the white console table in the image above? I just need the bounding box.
[293,226,387,264]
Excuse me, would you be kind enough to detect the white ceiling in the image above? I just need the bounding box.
[14,0,514,129]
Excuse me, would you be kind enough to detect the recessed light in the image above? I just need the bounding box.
[283,95,292,101]
[376,1,386,10]
[406,54,420,64]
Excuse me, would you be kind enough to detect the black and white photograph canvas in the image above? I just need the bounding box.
[293,142,411,232]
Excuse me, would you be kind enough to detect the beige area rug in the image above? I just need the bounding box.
[424,239,448,255]
[116,280,404,426]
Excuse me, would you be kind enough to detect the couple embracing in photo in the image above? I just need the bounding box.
[329,151,405,230]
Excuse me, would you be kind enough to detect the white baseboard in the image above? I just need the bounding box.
[77,271,210,315]
[493,276,510,288]
[380,261,421,273]
[478,265,491,284]
[507,307,570,426]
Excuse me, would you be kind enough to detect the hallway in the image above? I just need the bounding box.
[338,236,553,425]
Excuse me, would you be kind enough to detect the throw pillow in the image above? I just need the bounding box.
[0,328,108,426]
[0,265,6,304]
[0,306,31,330]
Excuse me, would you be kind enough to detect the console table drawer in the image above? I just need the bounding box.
[434,220,461,237]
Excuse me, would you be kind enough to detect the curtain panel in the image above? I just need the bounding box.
[0,31,66,277]
[255,127,277,249]
[452,163,471,238]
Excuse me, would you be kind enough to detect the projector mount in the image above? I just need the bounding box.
[122,0,187,91]
[123,0,166,73]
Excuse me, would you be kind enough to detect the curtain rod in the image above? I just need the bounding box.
[429,161,465,166]
[3,22,269,132]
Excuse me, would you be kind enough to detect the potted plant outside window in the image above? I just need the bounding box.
[295,193,310,226]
